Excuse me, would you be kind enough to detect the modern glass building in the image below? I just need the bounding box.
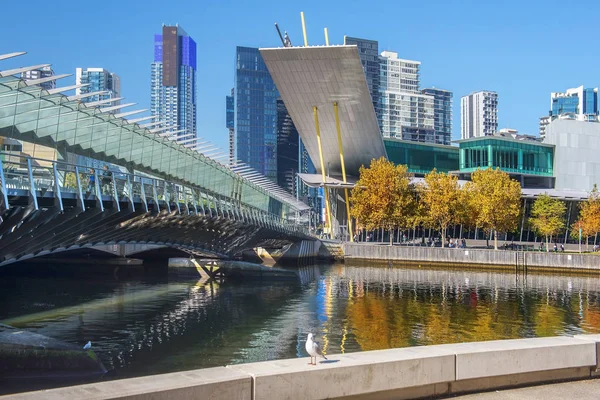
[276,99,299,194]
[422,88,453,145]
[550,86,598,120]
[75,67,120,104]
[343,36,379,112]
[459,137,553,176]
[384,138,459,175]
[457,136,554,188]
[233,46,278,180]
[551,95,579,115]
[384,136,554,188]
[150,24,197,138]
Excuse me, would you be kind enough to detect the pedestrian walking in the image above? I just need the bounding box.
[101,165,112,195]
[88,168,96,194]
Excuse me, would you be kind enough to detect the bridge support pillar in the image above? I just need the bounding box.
[190,259,223,281]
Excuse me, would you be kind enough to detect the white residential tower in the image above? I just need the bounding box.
[461,90,498,139]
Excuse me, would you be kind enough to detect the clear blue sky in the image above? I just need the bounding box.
[1,0,599,151]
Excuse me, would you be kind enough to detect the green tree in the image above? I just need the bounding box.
[350,157,416,245]
[418,170,461,247]
[465,168,521,250]
[529,194,566,252]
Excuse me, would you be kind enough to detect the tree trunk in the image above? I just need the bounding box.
[389,228,393,246]
[441,226,446,248]
[494,230,498,250]
[546,235,549,253]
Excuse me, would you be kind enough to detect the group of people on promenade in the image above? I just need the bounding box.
[536,242,565,252]
[87,165,113,195]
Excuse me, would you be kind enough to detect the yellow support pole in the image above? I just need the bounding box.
[334,102,354,242]
[314,106,332,239]
[324,28,330,46]
[301,12,308,47]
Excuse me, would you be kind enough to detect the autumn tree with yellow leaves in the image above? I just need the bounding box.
[571,185,600,251]
[529,194,566,252]
[350,157,416,245]
[465,168,522,250]
[418,170,461,247]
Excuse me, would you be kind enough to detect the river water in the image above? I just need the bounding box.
[2,262,600,390]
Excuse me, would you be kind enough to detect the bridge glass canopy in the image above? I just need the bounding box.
[0,75,307,217]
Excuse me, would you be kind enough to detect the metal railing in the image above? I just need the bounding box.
[0,153,309,237]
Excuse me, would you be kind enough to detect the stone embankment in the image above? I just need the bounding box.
[344,243,600,272]
[5,334,600,400]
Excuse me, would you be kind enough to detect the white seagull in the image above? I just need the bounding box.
[83,341,91,350]
[305,333,327,365]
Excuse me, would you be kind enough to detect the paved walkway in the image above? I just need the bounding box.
[448,378,600,399]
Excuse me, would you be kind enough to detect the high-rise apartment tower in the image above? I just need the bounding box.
[75,67,121,104]
[461,90,498,139]
[151,24,197,138]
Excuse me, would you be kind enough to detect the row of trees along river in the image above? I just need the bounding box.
[349,157,600,251]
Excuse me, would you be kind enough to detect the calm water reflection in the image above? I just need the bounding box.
[2,262,600,385]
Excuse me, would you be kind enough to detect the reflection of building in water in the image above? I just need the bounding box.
[13,280,300,373]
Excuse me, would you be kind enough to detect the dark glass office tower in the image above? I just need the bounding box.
[233,46,278,180]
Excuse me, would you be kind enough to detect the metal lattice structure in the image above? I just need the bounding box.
[0,52,312,265]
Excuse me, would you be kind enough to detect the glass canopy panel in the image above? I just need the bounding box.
[0,74,306,213]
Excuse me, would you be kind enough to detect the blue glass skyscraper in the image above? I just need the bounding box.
[151,24,197,138]
[233,46,278,180]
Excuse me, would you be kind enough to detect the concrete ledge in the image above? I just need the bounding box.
[4,335,599,400]
[574,334,600,373]
[451,337,596,380]
[228,346,455,400]
[2,367,251,400]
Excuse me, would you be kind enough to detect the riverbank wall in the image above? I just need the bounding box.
[344,243,600,272]
[5,334,600,400]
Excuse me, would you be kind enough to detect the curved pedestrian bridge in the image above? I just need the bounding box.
[0,53,312,265]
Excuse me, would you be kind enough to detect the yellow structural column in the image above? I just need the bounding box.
[324,28,330,46]
[314,106,333,239]
[334,102,354,242]
[301,12,308,47]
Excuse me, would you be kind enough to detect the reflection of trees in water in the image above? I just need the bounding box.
[336,266,600,351]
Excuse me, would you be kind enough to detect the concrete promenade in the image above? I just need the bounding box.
[4,334,600,400]
[344,243,600,272]
[449,378,600,399]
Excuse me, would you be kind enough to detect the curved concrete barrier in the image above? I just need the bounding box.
[5,335,600,400]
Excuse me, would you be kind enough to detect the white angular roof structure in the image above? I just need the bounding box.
[260,45,387,177]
